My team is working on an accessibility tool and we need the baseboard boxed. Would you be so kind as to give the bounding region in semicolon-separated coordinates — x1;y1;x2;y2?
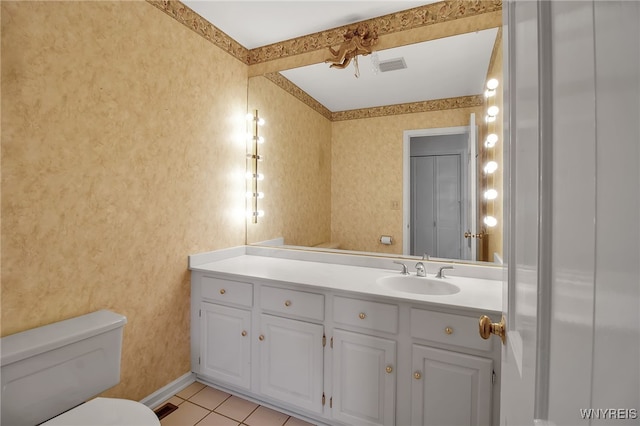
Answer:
140;372;196;409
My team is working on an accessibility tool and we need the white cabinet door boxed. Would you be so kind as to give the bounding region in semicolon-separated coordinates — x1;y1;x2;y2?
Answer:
200;302;251;389
258;314;324;414
332;329;396;426
411;345;492;426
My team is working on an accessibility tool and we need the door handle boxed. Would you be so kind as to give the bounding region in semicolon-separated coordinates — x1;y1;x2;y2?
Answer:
478;315;506;344
465;231;486;239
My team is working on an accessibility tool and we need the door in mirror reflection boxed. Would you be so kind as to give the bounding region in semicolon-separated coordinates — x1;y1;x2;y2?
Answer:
411;154;463;259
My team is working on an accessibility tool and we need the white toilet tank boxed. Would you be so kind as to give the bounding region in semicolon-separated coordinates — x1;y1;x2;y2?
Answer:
1;310;129;426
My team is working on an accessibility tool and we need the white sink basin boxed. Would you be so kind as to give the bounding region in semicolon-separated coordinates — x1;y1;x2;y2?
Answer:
376;275;460;295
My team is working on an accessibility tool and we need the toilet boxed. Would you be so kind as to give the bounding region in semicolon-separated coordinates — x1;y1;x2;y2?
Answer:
1;310;160;426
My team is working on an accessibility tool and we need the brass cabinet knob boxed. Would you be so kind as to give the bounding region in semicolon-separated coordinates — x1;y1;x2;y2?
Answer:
478;315;506;344
359;312;366;320
241;330;247;337
259;335;265;341
385;365;393;374
219;289;226;294
284;300;291;307
444;327;453;335
414;371;422;380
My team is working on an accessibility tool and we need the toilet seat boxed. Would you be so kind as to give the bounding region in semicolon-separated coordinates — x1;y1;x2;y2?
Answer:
41;397;160;426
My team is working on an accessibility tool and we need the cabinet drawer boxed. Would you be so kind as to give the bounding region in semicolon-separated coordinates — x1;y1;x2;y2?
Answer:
201;276;253;307
333;296;398;334
261;286;324;321
410;309;492;351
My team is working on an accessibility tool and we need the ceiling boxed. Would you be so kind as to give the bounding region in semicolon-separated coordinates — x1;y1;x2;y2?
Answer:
182;1;499;112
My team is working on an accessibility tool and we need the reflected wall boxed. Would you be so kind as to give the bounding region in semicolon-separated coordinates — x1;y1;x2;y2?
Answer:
331;105;485;255
246;76;332;247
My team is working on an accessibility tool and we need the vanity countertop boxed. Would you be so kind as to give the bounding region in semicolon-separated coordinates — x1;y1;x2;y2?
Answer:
190;252;502;314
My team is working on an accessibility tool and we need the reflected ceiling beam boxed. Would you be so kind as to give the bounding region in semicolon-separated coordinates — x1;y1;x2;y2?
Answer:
248;2;502;76
148;1;502;76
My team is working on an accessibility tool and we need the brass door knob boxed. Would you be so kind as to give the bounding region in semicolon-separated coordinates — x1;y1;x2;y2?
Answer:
478;315;506;344
284;300;291;307
444;327;453;335
241;330;247;337
359;312;366;320
385;365;393;374
258;335;265;341
219;289;226;294
414;371;422;380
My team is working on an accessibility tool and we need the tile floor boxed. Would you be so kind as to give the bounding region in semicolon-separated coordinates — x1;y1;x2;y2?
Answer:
156;382;316;426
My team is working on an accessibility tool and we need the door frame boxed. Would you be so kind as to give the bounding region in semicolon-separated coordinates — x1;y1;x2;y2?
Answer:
402;125;475;258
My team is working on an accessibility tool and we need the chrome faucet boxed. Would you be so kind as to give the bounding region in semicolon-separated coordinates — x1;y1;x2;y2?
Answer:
436;265;454;278
393;261;410;275
415;262;426;277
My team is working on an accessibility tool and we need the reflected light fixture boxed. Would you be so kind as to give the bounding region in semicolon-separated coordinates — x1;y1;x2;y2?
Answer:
484;189;498;200
484;133;498;148
484;78;499;98
483;161;499;174
485;106;499;123
484;216;498;227
246;110;265;223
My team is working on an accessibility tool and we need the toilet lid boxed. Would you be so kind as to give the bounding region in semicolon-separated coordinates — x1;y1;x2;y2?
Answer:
41;397;160;426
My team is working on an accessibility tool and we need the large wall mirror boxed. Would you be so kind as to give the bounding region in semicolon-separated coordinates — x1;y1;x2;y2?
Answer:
246;5;504;266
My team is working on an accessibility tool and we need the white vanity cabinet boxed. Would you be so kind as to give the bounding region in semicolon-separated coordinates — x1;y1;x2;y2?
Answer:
257;286;325;414
191;267;501;426
198;277;253;390
409;308;495;426
331;296;398;426
411;345;492;426
332;329;396;426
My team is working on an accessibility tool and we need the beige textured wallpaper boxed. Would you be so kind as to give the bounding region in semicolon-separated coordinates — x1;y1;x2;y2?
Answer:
1;0;247;401
246;76;332;247
331;107;485;255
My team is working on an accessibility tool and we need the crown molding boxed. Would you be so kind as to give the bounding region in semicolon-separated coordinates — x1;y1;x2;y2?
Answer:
263;73;333;120
248;0;502;65
150;0;497;120
150;0;502;66
331;95;485;121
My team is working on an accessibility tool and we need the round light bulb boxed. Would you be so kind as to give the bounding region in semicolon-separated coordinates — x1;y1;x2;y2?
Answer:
484;189;498;200
257;118;265;126
487;106;500;117
484;216;498;227
486;78;499;90
485;133;498;148
483;161;498;174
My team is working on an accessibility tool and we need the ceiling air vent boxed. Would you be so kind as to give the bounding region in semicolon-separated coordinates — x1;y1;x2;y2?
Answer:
378;57;407;73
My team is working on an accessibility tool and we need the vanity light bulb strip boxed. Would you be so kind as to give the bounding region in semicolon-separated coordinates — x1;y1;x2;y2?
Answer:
247;109;264;223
